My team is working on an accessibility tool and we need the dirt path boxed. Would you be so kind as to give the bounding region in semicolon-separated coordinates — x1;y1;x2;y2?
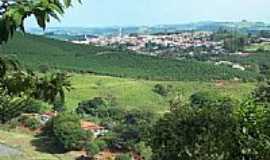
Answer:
0;143;22;157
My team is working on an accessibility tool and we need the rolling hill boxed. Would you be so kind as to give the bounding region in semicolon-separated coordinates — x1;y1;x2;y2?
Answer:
0;33;258;81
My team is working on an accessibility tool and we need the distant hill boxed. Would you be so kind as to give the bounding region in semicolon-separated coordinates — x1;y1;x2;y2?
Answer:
28;21;270;39
0;33;258;81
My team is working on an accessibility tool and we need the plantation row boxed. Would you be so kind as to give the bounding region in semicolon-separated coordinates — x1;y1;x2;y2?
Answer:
1;33;259;81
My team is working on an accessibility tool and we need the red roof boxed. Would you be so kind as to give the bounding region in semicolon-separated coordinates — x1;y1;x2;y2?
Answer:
81;121;105;131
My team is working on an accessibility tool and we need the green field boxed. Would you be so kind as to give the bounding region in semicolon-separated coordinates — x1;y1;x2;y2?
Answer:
244;42;270;52
65;74;255;112
0;33;258;81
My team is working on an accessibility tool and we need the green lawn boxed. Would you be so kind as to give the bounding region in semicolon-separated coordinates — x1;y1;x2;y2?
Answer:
65;74;255;112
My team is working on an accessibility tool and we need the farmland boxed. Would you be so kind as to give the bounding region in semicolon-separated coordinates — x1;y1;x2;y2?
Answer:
0;33;258;81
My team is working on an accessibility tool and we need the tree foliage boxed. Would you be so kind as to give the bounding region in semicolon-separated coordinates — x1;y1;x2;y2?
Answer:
0;56;71;123
0;0;81;44
150;92;270;160
51;112;92;151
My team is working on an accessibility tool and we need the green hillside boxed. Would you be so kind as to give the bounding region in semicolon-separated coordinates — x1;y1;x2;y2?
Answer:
65;74;255;112
0;33;258;81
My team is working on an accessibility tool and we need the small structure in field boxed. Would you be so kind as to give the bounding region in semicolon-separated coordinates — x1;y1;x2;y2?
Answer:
81;121;108;137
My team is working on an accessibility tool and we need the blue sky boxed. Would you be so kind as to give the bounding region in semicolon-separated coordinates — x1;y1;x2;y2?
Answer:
25;0;270;27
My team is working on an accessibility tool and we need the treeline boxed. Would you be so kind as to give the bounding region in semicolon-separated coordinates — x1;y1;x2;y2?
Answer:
0;33;258;81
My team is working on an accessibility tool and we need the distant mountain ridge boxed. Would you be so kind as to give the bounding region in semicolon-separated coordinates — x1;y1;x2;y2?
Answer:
28;21;270;39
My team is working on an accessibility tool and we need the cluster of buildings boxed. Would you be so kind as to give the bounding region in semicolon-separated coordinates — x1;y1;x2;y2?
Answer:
71;31;225;55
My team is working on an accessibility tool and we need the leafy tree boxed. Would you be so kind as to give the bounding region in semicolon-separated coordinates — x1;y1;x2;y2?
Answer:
252;80;270;104
0;93;29;123
33;72;71;109
0;0;81;44
150;96;238;160
111;110;156;150
190;91;235;111
24;98;51;114
236;99;270;160
134;142;152;160
52;112;93;151
76;97;108;116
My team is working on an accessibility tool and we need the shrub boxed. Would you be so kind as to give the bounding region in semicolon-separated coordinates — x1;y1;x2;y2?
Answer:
153;84;169;97
94;140;107;150
134;142;152;160
24;99;51;114
86;142;100;158
236;99;270;159
76;97;107;115
252;81;270;104
150;97;237;160
52;112;93;151
190;91;235;110
115;153;132;160
19;115;41;130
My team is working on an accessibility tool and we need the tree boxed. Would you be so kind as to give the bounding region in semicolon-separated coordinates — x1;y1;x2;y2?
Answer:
150;96;238;160
33;72;71;110
236;99;270;160
52;112;93;151
134;142;152;160
252;80;270;104
0;0;81;44
76;97;108;116
111;110;156;150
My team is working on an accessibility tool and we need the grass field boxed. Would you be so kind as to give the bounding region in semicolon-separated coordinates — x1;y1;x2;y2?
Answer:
244;42;270;52
65;74;255;112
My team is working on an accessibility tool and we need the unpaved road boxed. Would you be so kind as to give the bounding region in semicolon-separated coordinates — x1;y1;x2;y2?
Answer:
0;143;21;156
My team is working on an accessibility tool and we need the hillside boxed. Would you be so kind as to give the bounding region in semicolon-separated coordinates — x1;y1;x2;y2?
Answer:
65;74;255;112
0;33;258;81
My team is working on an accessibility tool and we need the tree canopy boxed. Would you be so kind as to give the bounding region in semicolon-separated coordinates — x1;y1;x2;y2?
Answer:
0;0;80;44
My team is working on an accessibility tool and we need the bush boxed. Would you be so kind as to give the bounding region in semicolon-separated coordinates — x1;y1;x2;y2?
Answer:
236;99;270;159
52;112;93;151
190;91;235;110
24;99;51;114
134;142;152;160
252;81;270;104
85;142;100;158
94;140;107;150
150;96;237;160
153;84;170;97
76;97;107;115
19;115;41;130
115;153;132;160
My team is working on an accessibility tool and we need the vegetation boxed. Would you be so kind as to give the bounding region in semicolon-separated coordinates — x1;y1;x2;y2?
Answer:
115;153;132;160
85;142;100;158
153;84;172;97
1;33;259;81
50;112;92;151
150;90;270;160
0;0;80;44
66;74;254;112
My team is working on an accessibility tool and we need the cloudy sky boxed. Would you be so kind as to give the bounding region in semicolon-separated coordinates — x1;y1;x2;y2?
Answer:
25;0;270;27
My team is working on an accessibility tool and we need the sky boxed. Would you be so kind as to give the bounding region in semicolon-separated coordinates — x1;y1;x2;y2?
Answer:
25;0;270;28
